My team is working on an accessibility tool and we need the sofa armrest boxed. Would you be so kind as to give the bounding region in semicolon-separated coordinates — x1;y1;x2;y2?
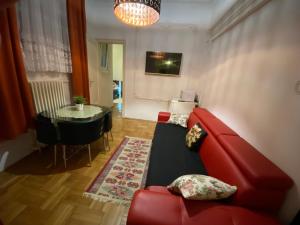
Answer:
127;190;182;225
158;112;171;123
127;190;283;225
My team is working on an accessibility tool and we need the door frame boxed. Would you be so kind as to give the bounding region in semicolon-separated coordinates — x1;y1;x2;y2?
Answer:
97;39;126;117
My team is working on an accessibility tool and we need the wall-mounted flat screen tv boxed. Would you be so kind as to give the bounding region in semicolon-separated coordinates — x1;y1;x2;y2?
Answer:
145;51;182;76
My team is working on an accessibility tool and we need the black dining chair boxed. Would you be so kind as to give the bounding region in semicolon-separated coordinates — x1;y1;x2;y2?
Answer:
104;110;113;150
57;117;105;168
35;113;59;166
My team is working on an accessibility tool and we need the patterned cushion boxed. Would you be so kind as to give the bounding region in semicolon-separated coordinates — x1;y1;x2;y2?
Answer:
167;113;189;128
186;123;207;151
167;174;237;200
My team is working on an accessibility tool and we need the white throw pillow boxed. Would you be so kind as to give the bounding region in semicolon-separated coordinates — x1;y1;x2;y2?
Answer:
167;113;189;128
167;174;237;200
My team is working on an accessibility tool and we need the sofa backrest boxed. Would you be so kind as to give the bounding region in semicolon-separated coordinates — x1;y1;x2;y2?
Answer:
217;135;293;190
193;108;237;136
188;108;293;213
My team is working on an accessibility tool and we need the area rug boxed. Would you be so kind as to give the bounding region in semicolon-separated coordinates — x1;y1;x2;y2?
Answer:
84;136;152;206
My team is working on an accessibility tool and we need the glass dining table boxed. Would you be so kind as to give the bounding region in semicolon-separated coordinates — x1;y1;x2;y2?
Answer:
41;105;110;123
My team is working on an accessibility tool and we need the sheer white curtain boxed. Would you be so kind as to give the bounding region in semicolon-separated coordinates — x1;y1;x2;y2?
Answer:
17;0;71;73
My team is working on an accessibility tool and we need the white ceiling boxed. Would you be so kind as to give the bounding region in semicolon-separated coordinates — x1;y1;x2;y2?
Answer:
86;0;237;29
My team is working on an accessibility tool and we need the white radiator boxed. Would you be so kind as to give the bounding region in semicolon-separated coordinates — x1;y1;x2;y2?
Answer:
30;81;66;113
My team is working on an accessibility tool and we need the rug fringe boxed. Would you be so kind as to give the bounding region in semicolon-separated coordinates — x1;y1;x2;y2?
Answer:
83;192;131;206
125;136;152;142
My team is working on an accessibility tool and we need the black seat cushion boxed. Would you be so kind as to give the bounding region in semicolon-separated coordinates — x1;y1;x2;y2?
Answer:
146;123;207;187
57;117;104;145
35;113;58;145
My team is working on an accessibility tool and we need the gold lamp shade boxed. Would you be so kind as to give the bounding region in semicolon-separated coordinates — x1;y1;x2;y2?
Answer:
114;0;161;27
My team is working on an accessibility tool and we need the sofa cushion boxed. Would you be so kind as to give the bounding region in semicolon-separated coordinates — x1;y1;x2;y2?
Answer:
127;190;182;225
185;123;207;151
146;123;207;186
167;113;189;128
218;135;293;190
167;174;237;200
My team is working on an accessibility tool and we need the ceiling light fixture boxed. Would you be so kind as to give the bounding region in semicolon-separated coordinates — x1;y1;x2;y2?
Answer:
114;0;161;27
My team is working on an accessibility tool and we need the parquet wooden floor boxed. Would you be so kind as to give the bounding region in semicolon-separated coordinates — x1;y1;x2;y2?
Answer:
0;108;156;225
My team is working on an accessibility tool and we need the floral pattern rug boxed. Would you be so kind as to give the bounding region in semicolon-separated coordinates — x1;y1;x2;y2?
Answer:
84;136;152;206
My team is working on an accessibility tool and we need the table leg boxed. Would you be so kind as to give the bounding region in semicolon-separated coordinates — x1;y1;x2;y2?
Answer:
88;144;92;166
62;145;66;168
54;145;57;166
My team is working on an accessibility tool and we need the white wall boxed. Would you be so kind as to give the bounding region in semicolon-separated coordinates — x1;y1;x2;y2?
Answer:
112;44;123;82
87;24;209;120
210;0;237;26
199;0;300;223
0;131;35;170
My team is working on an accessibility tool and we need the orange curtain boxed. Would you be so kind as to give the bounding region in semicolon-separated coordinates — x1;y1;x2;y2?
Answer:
0;0;18;9
0;5;36;141
66;0;90;103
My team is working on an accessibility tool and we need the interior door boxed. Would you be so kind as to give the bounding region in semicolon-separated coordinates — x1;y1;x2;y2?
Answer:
98;43;113;107
87;40;113;107
87;38;99;104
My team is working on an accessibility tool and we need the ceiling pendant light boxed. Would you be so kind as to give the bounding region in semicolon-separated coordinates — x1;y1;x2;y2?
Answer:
114;0;161;27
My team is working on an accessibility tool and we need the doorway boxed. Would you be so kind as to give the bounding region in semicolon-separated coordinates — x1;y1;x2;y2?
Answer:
87;39;125;116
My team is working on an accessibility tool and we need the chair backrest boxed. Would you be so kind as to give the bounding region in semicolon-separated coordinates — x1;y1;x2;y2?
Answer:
104;111;112;132
58;117;105;145
35;113;58;145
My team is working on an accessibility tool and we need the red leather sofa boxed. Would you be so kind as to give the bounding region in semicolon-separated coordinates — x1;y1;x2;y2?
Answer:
127;108;293;225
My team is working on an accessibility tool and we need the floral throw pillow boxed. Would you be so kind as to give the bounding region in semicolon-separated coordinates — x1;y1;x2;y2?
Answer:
167;113;189;128
167;174;237;200
186;123;207;151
